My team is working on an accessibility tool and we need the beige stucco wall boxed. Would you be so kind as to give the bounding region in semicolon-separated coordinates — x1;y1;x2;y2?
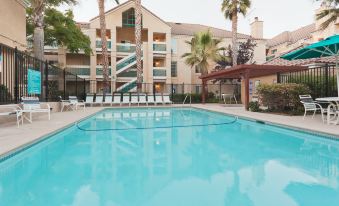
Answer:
0;0;27;50
241;74;277;103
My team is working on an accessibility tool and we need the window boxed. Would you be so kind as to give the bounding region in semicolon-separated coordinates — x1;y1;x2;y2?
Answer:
171;38;177;54
171;61;177;77
195;66;201;74
122;8;142;27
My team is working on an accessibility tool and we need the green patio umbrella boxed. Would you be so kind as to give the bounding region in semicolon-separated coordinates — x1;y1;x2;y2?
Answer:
281;35;339;96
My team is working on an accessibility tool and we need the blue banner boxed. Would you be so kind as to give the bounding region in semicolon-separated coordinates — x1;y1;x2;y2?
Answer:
28;69;41;94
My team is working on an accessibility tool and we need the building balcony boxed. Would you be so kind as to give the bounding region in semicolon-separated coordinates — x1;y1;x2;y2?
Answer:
117;43;136;53
96;39;112;50
153;68;167;79
96;66;112;76
117;70;137;78
67;65;90;76
153;42;167;53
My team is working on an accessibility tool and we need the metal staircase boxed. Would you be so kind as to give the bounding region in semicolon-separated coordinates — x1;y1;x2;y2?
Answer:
116;53;143;75
117;78;138;93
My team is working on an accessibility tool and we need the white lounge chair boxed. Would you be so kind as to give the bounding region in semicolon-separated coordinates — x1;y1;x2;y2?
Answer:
69;96;85;111
112;93;121;106
60;96;72;112
104;94;113;106
122;94;130;106
155;94;163;105
130;94;139;106
139;93;148;106
163;94;172;105
0;105;23;127
299;95;327;122
95;94;104;106
21;97;51;122
85;94;95;106
147;94;156;105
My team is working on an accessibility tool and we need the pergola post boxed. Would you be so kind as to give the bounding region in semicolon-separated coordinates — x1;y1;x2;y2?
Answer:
202;80;207;104
244;69;250;111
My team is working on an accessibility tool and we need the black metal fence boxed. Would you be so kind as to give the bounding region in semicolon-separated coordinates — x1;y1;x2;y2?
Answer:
0;43;86;104
84;80;241;104
279;65;338;98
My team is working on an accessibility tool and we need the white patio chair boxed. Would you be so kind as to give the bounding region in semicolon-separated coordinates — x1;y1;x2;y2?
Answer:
299;95;327;122
163;93;172;105
147;94;156;105
130;94;139;106
59;96;72;112
85;94;94;107
21;97;51;122
155;93;163;105
104;94;113;106
122;94;131;106
69;96;85;111
326;103;339;125
0;105;23;127
139;93;148;106
112;93;122;106
95;94;104;106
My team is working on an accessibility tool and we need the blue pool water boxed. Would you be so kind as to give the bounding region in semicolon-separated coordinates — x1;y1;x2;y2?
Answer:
0;108;338;206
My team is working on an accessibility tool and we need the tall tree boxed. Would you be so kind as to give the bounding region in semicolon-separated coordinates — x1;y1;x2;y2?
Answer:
96;0;119;94
316;0;339;29
29;0;76;60
27;8;91;55
221;0;251;66
135;0;143;92
182;30;223;75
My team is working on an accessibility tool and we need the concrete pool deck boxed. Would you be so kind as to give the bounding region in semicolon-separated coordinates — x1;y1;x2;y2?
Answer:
0;104;338;157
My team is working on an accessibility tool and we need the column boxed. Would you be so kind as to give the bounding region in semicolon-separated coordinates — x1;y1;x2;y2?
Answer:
89;28;97;93
111;28;117;92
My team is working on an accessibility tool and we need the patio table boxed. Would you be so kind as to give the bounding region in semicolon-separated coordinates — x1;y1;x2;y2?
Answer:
315;97;339;125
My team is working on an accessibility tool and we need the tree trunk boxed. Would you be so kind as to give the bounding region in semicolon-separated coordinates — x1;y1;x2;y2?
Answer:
97;0;110;94
231;0;238;67
32;0;45;61
135;0;143;92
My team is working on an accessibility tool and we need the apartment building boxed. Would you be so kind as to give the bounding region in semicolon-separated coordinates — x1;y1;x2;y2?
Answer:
46;0;266;94
0;0;28;50
266;3;339;61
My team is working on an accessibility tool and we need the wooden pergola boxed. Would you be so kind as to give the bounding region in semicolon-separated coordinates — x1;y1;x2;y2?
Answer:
200;64;306;110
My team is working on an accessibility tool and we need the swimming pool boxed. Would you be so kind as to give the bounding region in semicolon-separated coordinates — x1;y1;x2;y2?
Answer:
0;107;338;206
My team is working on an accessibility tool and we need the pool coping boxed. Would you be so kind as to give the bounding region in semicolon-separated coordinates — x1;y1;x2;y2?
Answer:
191;105;339;141
1;105;338;163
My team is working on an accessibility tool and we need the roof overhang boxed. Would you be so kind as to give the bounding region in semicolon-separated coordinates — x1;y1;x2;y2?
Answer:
200;64;307;81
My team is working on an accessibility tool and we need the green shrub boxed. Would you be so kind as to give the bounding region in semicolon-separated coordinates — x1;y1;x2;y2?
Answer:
249;101;260;112
256;83;310;114
0;85;12;103
172;92;219;104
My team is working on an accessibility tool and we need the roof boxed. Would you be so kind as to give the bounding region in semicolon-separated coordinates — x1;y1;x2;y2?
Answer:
168;22;254;39
264;46;337;66
200;65;306;81
267;23;316;48
90;0;169;27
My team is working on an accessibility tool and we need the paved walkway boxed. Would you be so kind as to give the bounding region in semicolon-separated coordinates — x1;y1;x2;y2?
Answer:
193;104;339;138
0;104;338;157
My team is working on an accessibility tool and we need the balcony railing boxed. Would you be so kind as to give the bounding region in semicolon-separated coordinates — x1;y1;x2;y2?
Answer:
96;66;112;75
117;70;137;78
153;68;167;77
153;43;167;52
117;43;136;53
96;40;112;49
67;66;90;76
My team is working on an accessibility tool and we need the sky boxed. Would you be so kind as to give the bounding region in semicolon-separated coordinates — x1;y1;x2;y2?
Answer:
60;0;322;39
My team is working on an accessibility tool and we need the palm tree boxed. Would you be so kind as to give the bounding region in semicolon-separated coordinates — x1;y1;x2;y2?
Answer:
182;30;223;75
221;0;251;66
134;0;143;92
96;0;119;94
316;0;339;29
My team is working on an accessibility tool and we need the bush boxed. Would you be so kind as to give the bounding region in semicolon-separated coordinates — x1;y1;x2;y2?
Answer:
172;92;219;104
256;83;310;114
0;85;12;103
249;101;260;112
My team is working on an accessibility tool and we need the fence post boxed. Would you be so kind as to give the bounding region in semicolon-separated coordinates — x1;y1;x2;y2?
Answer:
171;83;174;101
14;47;19;103
325;64;329;97
45;61;49;102
83;79;86;100
277;72;281;83
75;75;78;97
63;69;66;99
